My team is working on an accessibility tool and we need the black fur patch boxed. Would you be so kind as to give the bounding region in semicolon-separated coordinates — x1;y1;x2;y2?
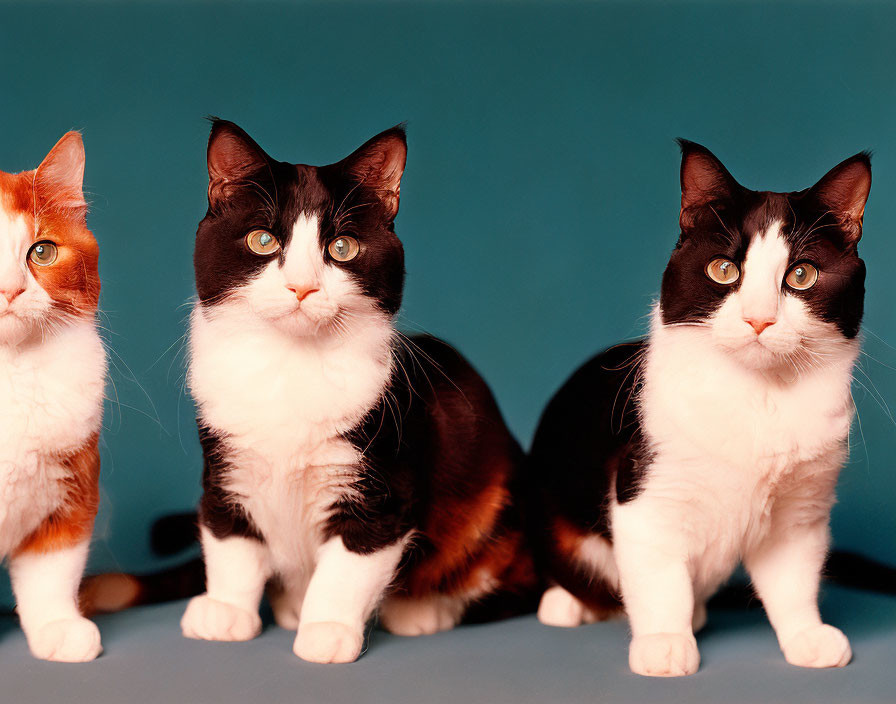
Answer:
195;120;406;315
192;122;536;616
528;142;871;609
662;141;869;338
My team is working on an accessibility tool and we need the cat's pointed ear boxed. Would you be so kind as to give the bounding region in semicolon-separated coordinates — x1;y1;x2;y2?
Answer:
340;126;407;220
207;120;272;205
678;139;740;229
34;131;86;215
807;152;871;245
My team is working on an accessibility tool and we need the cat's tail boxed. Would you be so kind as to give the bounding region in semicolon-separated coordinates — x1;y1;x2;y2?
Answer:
79;512;204;615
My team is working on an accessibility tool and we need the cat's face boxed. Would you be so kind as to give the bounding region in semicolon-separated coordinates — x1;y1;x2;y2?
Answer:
660;141;870;371
0;133;99;345
194;120;406;338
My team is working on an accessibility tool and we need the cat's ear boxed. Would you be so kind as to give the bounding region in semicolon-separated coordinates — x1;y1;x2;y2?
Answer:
807;152;871;245
339;126;407;220
678;139;740;229
207;120;272;206
34;131;86;215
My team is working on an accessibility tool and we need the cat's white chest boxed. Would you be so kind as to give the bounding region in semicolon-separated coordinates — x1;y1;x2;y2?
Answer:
0;322;106;556
642;328;856;473
188;307;393;572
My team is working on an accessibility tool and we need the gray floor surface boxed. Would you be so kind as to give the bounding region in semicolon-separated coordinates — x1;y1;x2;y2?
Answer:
0;586;892;703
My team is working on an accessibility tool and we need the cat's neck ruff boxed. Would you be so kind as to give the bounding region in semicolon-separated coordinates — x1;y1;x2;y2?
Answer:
642;307;858;470
188;300;395;453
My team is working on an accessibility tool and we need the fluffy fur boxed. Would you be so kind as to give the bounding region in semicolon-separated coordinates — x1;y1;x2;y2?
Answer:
0;133;106;662
528;141;871;676
181;120;535;663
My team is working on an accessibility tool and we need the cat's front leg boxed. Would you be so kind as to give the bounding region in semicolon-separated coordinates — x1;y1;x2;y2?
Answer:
744;474;850;669
612;501;700;677
181;526;270;642
10;539;101;662
294;536;406;664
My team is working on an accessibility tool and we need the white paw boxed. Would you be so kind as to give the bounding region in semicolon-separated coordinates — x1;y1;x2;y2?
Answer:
782;624;852;669
379;596;463;636
181;595;261;642
294;621;363;664
538;586;589;627
28;617;102;663
629;633;700;677
272;602;300;631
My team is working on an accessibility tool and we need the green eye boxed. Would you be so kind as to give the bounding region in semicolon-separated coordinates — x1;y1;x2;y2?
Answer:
28;241;58;267
328;236;360;262
246;230;280;255
706;258;739;285
785;262;819;290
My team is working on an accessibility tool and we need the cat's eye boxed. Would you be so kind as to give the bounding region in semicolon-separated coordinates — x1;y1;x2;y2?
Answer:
705;258;739;285
246;230;280;256
785;262;818;291
28;241;58;267
328;236;360;262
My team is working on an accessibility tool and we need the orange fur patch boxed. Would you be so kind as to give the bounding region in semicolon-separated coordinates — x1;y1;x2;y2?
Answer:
0;140;100;319
552;516;587;556
14;436;100;555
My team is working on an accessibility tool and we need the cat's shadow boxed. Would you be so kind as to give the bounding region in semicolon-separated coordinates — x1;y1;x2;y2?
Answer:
700;584;896;645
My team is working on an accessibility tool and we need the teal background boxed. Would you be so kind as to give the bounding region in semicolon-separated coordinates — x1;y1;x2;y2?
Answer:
0;0;895;600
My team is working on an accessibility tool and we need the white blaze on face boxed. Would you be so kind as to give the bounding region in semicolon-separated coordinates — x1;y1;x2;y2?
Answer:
235;213;364;338
0;202;30;313
737;222;790;327
709;221;810;366
0;200;54;343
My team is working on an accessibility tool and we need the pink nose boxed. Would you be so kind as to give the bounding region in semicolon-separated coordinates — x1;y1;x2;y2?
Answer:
745;318;775;335
0;287;24;304
287;285;319;302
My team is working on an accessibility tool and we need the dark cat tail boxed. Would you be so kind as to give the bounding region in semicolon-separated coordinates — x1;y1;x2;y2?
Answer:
824;549;896;595
151;511;200;555
79;512;204;615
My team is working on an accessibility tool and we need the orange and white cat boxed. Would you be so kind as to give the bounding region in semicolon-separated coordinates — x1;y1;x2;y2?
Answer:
0;133;106;662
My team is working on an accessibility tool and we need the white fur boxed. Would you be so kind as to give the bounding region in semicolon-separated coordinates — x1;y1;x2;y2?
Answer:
573;223;857;676
181;528;268;641
537;535;619;628
0;203;59;344
188;212;408;662
0;200;106;662
379;593;468;636
9;540;101;662
295;536;406;662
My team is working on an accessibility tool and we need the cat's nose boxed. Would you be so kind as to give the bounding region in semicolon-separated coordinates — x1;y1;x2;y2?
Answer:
286;285;320;302
745;318;775;335
0;286;25;304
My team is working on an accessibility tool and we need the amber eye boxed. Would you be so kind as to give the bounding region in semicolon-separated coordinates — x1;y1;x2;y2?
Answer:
246;230;280;255
328;236;360;262
28;241;58;267
706;258;739;285
785;262;818;291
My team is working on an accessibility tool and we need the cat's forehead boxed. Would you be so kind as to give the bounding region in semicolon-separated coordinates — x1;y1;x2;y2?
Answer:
0;171;35;221
0;173;35;246
710;191;832;257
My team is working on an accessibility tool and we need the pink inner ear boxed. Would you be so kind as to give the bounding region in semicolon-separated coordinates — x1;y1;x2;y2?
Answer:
346;133;406;218
35;132;87;210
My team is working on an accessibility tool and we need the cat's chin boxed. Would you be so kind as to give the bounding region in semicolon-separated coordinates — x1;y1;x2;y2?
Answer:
264;310;340;339
716;338;798;372
0;314;37;346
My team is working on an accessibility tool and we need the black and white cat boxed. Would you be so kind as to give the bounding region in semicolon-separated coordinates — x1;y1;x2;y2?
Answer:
180;120;536;663
528;141;871;676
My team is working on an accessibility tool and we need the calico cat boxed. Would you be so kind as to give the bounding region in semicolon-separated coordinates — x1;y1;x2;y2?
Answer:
180;120;536;663
528;141;871;676
0;133;106;661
